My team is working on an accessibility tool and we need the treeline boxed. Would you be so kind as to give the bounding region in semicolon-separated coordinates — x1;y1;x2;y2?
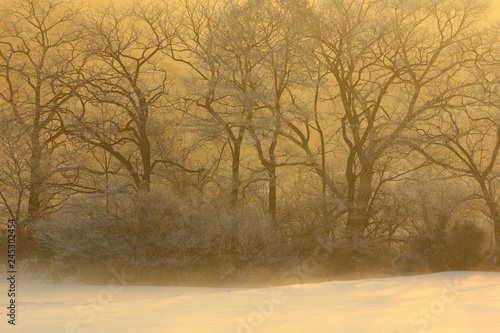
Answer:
1;0;499;285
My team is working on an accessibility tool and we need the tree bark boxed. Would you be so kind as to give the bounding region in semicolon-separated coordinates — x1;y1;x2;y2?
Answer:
230;137;242;206
346;156;374;242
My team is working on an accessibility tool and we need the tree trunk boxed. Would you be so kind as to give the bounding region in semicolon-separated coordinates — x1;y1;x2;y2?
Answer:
268;163;277;228
27;92;43;230
27;145;42;227
230;138;242;206
139;137;151;192
346;157;374;242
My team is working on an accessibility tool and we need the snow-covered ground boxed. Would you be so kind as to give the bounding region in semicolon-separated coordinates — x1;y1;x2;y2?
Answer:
1;271;499;332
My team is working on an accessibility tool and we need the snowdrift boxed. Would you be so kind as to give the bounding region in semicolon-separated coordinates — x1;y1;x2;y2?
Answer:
1;271;499;332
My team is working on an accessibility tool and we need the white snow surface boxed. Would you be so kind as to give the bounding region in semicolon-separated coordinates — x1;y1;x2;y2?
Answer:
1;271;499;332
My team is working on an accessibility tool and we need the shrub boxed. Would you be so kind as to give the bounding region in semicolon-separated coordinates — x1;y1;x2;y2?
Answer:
326;239;393;278
393;220;485;274
447;221;485;270
32;191;288;285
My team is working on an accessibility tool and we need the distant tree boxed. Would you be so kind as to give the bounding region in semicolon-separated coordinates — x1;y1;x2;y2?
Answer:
172;0;258;206
175;0;333;226
219;0;317;226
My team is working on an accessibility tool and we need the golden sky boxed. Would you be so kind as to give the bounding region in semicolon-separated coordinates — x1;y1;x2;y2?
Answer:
490;0;500;20
84;0;500;22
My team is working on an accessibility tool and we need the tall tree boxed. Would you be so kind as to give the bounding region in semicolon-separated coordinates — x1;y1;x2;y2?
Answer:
412;25;500;245
315;0;486;241
0;0;85;230
72;2;191;193
175;0;326;226
173;0;264;205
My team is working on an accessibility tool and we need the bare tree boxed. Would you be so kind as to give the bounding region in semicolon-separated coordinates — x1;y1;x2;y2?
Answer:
172;0;263;205
71;2;199;193
175;0;334;227
412;26;500;245
315;0;486;241
0;0;85;231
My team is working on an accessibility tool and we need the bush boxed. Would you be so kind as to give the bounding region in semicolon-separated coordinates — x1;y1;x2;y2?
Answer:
32;191;289;285
393;220;485;274
482;247;500;270
325;239;393;278
447;221;485;270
